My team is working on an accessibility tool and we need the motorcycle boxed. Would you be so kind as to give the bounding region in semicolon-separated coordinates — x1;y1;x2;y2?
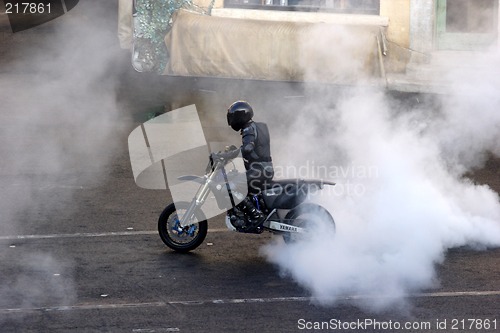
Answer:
158;149;336;253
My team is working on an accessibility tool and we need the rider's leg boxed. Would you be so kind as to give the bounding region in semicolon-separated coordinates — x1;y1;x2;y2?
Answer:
238;196;263;224
238;172;265;226
240;164;275;227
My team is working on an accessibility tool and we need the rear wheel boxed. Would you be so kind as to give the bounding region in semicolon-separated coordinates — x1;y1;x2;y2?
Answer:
282;203;335;244
158;201;208;253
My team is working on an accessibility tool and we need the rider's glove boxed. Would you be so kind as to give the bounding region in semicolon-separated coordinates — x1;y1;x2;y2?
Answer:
225;145;238;152
211;146;240;161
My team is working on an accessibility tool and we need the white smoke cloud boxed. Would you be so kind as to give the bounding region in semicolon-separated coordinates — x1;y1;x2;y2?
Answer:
0;1;123;311
0;2;123;233
261;25;500;312
430;52;500;170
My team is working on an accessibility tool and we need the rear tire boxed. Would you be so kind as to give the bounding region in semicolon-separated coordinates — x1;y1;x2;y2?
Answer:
282;203;335;244
158;202;208;253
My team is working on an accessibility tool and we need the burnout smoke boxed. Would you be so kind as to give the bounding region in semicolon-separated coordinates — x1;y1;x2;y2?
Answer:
262;26;500;312
0;1;121;311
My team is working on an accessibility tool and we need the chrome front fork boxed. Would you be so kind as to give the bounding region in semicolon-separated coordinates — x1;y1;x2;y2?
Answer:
179;164;219;227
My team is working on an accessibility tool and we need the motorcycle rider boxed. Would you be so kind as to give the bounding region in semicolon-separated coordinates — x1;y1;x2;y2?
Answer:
214;100;274;229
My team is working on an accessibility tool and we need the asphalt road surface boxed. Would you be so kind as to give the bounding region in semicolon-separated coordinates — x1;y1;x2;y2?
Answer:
1;2;499;332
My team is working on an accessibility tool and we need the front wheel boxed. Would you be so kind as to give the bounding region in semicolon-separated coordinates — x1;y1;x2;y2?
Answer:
158;201;208;253
282;203;335;244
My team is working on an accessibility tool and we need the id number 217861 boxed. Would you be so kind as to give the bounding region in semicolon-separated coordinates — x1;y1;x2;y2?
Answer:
5;2;52;14
451;318;497;330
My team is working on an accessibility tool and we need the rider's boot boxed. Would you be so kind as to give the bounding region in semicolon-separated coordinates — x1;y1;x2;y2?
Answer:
239;197;265;228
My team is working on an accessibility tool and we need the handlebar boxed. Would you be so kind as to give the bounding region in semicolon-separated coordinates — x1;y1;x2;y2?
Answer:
207;146;240;173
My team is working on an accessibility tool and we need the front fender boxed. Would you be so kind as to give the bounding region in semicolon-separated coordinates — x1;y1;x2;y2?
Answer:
177;175;205;185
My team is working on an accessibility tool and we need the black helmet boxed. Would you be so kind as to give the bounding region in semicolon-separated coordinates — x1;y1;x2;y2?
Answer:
227;101;254;131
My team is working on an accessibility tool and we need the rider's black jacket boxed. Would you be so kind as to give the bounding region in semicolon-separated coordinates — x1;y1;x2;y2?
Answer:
241;121;272;167
240;121;274;194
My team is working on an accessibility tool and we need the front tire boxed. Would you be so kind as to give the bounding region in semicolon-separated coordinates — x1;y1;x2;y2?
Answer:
282;203;335;244
158;201;208;253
